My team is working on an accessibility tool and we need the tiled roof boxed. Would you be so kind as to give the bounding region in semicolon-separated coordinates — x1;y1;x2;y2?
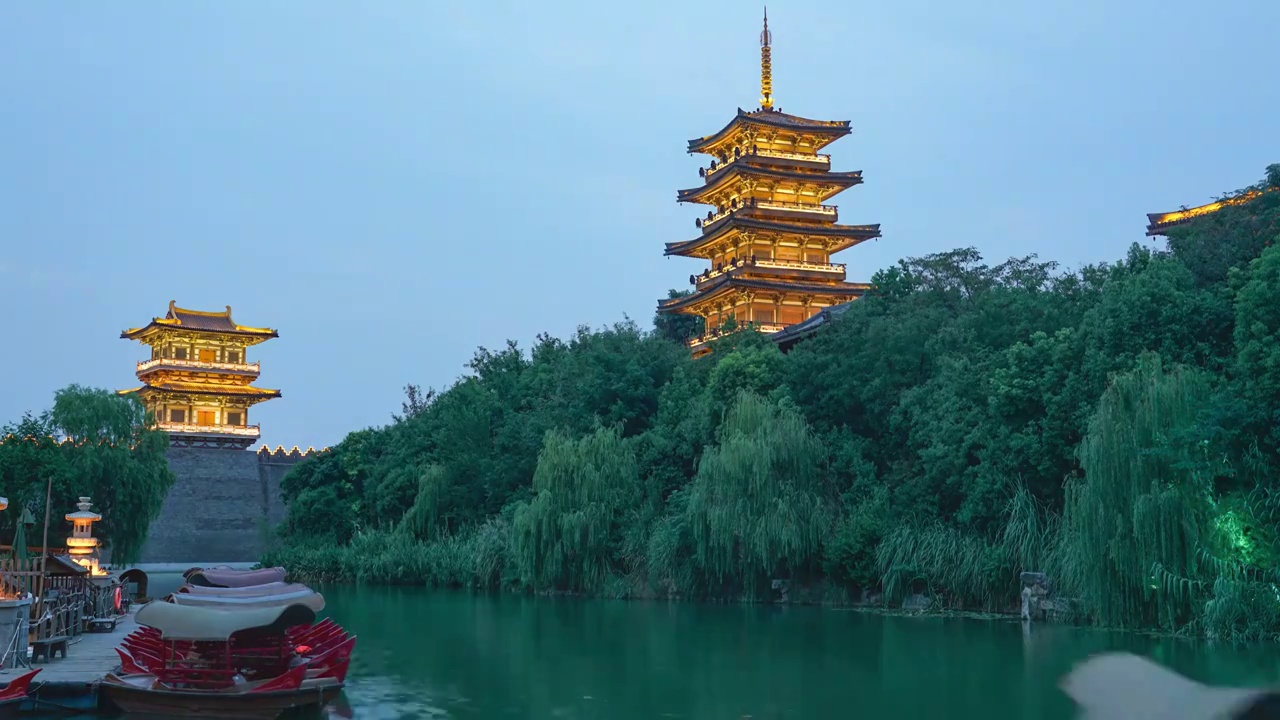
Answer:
167;304;238;331
744;108;849;128
131;382;281;398
678;166;863;203
658;275;870;311
770;301;855;349
665;217;881;256
688;108;851;152
122;301;278;340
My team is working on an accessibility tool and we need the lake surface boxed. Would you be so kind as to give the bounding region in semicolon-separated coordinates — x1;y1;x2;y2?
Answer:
313;585;1280;719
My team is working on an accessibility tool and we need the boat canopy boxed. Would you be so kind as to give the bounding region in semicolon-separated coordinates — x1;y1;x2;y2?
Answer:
169;587;325;613
179;581;291;596
185;567;287;588
135;601;317;641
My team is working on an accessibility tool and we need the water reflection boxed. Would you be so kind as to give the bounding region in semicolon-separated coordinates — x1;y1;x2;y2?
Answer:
288;587;1280;719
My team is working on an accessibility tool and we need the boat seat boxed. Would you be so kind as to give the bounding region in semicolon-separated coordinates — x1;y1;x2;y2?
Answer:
31;636;69;662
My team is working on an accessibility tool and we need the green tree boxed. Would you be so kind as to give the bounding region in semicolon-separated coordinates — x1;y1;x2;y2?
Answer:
1054;355;1219;630
512;426;640;593
0;386;173;564
683;392;827;595
653;289;704;344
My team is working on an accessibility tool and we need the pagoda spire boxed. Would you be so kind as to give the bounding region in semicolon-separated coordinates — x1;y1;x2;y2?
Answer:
760;7;773;111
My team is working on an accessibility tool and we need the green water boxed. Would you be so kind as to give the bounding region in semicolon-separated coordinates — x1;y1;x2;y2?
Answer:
317;586;1280;719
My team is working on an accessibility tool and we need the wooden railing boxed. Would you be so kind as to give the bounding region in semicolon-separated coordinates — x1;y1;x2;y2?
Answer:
0;557;45;598
33;575;89;642
0;556;115;643
137;357;260;374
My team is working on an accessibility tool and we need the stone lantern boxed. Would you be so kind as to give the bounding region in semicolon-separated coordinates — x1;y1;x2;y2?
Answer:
65;497;105;577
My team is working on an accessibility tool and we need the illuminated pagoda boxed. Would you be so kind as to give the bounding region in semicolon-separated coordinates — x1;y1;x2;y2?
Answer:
658;10;881;356
120;301;280;449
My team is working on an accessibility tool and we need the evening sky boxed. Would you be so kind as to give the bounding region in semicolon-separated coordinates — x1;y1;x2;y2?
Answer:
2;0;1278;448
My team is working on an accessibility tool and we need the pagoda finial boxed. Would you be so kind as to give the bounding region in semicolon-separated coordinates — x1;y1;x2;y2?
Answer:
759;7;773;111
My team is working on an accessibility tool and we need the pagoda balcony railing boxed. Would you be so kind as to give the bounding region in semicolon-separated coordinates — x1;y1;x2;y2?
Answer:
137;357;260;374
688;322;787;349
755;258;844;273
696;199;837;232
693;256;846;286
756;199;838;217
701;148;831;180
155;422;261;437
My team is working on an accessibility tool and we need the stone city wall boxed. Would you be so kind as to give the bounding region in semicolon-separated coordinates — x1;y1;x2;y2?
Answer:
134;445;319;564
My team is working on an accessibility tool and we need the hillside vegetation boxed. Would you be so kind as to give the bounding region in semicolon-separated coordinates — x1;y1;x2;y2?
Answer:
267;166;1280;640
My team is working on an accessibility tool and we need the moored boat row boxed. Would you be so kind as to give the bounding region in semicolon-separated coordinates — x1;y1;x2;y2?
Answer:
103;566;353;719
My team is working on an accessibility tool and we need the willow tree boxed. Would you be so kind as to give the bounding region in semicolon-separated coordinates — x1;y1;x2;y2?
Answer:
512;426;639;593
53;386;174;564
683;392;826;596
1054;355;1218;630
0;386;173;564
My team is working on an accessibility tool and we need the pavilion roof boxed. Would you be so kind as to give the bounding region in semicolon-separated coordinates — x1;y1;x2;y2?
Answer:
122;382;281;399
1145;187;1275;236
688;108;851;153
122;301;278;341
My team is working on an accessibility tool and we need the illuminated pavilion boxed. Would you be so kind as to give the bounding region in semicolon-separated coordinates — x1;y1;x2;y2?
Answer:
120;301;280;449
658;10;881;356
1146;187;1277;236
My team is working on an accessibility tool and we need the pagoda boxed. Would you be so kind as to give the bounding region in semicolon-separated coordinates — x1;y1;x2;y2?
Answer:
658;10;881;356
120;301;281;449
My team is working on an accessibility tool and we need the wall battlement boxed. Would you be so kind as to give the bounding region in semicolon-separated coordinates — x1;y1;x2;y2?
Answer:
256;445;327;463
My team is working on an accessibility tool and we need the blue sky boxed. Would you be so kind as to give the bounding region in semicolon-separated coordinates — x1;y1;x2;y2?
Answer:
2;1;1277;450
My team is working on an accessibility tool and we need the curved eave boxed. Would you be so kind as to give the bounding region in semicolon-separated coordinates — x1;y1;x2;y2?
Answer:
121;322;279;342
665;218;882;256
133;383;282;400
687;109;852;154
658;275;871;312
677;166;863;204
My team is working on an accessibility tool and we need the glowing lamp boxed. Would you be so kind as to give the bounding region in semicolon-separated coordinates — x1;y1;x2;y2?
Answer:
65;497;107;576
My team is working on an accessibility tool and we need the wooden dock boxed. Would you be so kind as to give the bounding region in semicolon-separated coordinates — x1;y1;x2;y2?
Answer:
0;608;137;713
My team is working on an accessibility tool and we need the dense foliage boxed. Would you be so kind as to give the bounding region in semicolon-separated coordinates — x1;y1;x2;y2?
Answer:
0;385;175;564
267;166;1280;639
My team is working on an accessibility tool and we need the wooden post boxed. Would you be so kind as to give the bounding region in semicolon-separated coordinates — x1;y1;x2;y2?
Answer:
34;477;52;630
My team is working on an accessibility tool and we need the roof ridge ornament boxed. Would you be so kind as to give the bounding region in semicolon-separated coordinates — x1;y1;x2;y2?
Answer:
760;7;773;111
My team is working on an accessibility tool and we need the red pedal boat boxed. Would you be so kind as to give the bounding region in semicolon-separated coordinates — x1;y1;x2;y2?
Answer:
103;595;349;719
0;670;41;720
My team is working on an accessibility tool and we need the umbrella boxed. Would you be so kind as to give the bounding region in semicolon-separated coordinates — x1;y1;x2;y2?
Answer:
13;507;35;562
